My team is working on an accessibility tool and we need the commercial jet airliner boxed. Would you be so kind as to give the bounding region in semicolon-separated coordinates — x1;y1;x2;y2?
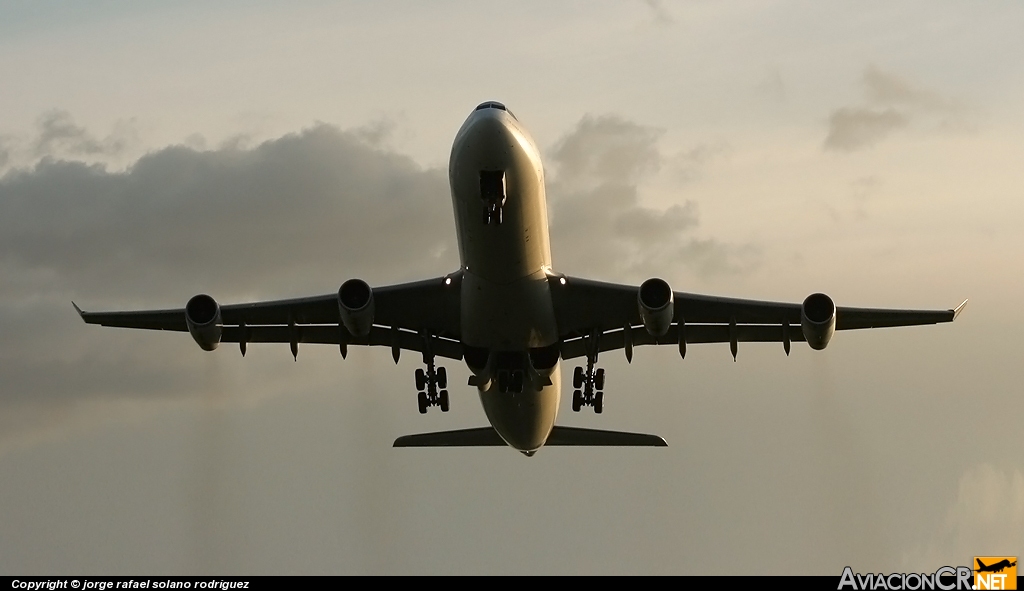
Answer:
76;101;966;455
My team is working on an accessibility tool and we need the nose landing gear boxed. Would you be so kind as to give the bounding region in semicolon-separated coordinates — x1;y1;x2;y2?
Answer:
496;369;524;393
480;170;505;226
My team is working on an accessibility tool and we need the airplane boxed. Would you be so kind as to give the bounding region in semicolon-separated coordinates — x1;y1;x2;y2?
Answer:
976;559;1016;574
75;100;967;456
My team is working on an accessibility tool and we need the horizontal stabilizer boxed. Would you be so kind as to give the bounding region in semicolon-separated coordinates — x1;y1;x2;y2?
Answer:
546;426;667;446
394;427;505;447
393;425;667;448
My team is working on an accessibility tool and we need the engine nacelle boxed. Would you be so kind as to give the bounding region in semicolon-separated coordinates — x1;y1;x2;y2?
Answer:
801;292;836;350
638;278;674;337
338;279;374;337
185;294;222;351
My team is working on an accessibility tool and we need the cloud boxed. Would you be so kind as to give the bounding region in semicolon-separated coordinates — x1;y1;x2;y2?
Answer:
0;122;456;443
32;109;137;158
547;115;757;281
642;0;675;26
903;464;1024;569
824;66;965;152
0;123;455;304
862;65;951;110
823;107;910;151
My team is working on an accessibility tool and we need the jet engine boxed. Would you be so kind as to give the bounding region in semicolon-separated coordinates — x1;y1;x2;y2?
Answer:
638;278;674;337
185;294;222;351
801;293;836;350
338;279;374;337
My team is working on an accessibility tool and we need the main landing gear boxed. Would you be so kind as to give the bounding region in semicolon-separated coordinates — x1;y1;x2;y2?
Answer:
571;356;605;414
415;356;449;414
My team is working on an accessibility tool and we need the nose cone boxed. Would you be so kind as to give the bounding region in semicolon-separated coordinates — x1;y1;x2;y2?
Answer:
462;108;515;143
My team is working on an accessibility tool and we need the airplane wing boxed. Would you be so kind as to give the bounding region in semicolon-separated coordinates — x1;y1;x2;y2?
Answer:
550;275;966;360
75;273;464;360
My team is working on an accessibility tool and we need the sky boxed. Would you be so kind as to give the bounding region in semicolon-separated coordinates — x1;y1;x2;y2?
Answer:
1;0;1022;575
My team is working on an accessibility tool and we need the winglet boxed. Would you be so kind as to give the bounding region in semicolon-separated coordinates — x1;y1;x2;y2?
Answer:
72;301;85;320
952;299;968;321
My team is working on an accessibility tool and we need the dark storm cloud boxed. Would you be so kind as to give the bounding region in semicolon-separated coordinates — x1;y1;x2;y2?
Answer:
547;115;756;280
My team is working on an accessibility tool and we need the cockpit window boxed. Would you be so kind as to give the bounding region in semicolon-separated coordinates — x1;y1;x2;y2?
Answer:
473;101;517;120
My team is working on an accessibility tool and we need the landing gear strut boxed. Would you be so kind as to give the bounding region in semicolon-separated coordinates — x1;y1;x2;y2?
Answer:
415;355;449;414
571;354;605;414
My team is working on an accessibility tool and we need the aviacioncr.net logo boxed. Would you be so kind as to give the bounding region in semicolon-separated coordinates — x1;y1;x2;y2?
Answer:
838;566;973;590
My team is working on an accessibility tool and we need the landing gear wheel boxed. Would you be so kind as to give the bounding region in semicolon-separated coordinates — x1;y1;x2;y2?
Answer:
573;366;584;389
594;391;604;414
415;368;426;392
436;367;447;389
572;389;582;412
417;391;428;414
439;390;450;412
594;368;605;391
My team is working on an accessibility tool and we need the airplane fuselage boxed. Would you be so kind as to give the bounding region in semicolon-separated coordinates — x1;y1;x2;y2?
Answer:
449;103;561;453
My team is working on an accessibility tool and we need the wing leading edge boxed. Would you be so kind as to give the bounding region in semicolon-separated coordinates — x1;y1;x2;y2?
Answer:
551;275;964;360
74;273;464;360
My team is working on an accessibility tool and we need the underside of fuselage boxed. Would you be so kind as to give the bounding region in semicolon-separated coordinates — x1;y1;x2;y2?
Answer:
450;102;561;453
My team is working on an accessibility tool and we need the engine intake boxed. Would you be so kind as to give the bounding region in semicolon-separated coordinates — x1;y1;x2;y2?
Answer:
638;278;674;337
801;293;836;350
338;279;374;337
185;294;222;351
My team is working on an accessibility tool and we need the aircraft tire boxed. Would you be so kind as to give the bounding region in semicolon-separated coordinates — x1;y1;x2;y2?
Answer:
573;366;584;389
417;391;428;414
594;368;605;390
415;368;426;391
594;391;604;414
572;389;582;412
437;367;447;389
439;390;450;412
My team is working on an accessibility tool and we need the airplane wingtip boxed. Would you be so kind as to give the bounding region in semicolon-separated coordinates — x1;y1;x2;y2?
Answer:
952;299;968;320
72;301;85;319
